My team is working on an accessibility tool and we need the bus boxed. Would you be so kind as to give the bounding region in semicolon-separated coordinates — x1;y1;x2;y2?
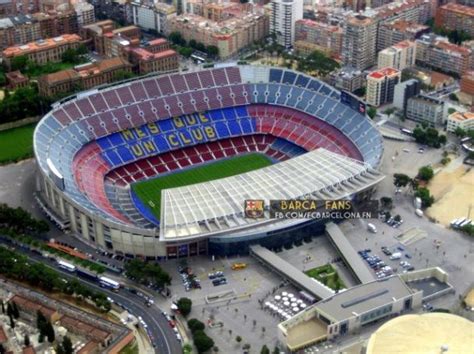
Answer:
99;276;120;291
231;263;247;270
454;218;467;228
57;260;76;272
400;128;413;136
459;219;471;228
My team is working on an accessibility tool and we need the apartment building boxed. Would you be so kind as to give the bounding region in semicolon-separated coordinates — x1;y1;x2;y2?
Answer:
406;95;444;126
168;10;269;58
2;33;82;69
435;3;474;38
329;66;366;93
294;19;343;58
33;10;78;39
447;111;474;133
129;1;176;35
416;34;473;76
342;14;378;70
38;57;132;97
0;14;40;50
461;71;474;97
366;67;401;107
378;40;416;70
270;0;303;48
378;20;429;51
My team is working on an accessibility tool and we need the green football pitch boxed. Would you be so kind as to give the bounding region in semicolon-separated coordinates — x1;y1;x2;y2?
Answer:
0;124;36;164
131;153;273;220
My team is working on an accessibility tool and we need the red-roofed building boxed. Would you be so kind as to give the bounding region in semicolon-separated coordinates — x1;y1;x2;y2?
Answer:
127;47;178;75
416;34;473;76
435;3;474;38
367;67;401;107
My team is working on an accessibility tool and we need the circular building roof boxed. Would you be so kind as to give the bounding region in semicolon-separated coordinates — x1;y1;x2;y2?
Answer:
366;313;474;354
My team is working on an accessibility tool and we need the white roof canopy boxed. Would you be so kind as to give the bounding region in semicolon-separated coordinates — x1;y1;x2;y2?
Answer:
160;149;384;240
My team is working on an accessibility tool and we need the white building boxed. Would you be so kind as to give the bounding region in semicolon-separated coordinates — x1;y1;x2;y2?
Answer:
130;1;176;35
447;111;474;133
377;39;416;70
270;0;303;48
74;1;95;27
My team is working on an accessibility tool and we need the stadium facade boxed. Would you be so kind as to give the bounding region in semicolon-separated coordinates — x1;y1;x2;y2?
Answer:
34;65;384;259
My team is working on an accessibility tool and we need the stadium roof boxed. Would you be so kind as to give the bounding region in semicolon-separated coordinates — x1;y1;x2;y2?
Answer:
160;148;384;240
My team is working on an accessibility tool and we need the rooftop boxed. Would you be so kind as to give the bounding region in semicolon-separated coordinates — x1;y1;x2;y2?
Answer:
449;111;474;122
392;39;415;49
130;47;177;61
161;149;384;239
366;313;474;354
296;19;342;33
368;67;400;79
439;3;474;17
382;19;429;33
315;275;414;322
2;34;82;57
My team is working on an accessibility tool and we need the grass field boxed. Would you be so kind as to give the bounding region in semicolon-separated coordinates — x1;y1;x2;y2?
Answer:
0;124;36;164
305;264;346;291
131;153;273;219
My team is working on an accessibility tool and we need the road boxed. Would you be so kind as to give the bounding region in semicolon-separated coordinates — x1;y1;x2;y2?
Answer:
0;237;182;354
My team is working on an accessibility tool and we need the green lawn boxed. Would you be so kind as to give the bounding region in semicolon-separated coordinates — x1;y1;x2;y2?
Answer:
131;153;273;219
305;264;346;291
0;124;36;164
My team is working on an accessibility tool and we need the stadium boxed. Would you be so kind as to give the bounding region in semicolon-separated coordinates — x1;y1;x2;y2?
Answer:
33;65;384;259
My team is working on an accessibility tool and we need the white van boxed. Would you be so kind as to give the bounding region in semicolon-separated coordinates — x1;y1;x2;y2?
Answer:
368;223;377;233
390;252;402;260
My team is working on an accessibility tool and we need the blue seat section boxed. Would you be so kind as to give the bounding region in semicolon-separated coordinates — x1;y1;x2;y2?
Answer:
97;106;257;167
256;84;266;102
131;191;160;226
282;71;297;85
267;84;279;104
271;138;307;157
269;69;283;83
319;85;332;96
307;80;322;92
295;75;310;88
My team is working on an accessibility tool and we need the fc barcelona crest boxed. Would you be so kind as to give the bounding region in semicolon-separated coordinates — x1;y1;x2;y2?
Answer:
244;200;265;219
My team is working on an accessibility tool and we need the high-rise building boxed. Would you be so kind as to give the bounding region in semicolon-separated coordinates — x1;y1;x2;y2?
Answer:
294;19;343;58
435;3;474;38
377;20;429;51
377;40;416;70
130;1;176;35
406;95;444;126
270;0;303;48
342;14;378;70
416;34;473;77
393;79;420;115
366;67;401;107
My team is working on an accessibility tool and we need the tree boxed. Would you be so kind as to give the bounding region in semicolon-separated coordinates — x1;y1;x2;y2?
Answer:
11;55;29;71
178;47;193;58
261;345;270;354
273;346;280;354
183;343;193;354
448;108;457;115
415;187;434;208
212;346;219;353
449;93;459;101
193;331;214;353
12;301;19;319
367;107;377;119
187;318;205;333
168;31;186;46
236;336;242;344
394;214;401;222
262;326;266;335
417;166;434;182
243;343;251;350
393;173;411;188
24;334;30;347
176;297;192;317
9;314;15;329
189;39;197;48
62;336;73;354
113;70;135;82
384;107;396;118
380;197;393;209
207;45;219;58
45;321;55;343
454;127;466;138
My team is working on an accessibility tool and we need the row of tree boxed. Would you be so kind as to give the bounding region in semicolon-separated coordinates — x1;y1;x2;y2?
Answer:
187;318;215;353
0;85;52;124
0;246;111;311
168;32;219;58
124;258;171;289
412;125;447;148
0;203;50;235
393;167;435;208
296;50;340;77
